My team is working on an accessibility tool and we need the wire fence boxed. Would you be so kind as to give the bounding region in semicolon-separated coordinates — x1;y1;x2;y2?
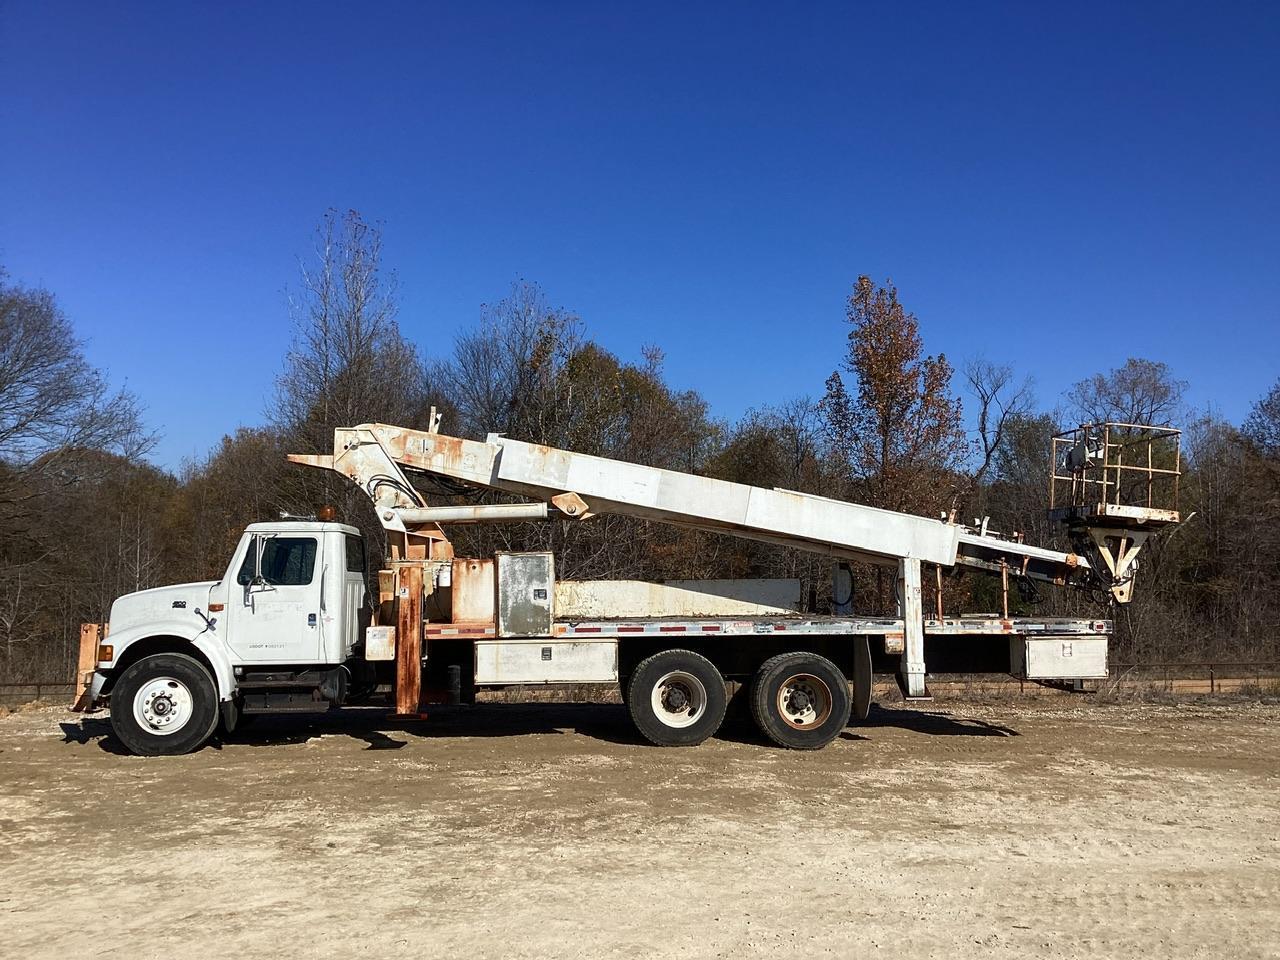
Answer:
0;681;76;707
1107;661;1280;695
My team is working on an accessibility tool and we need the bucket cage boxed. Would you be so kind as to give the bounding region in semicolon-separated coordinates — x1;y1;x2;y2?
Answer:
1049;422;1181;603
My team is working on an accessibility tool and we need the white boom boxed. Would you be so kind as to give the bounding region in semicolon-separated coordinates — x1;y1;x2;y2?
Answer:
288;422;1128;700
290;422;1090;582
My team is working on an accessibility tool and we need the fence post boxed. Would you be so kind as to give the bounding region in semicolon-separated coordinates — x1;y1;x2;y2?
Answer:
1209;665;1215;695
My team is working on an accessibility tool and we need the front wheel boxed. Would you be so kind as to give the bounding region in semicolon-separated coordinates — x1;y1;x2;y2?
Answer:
750;652;851;750
627;649;727;747
110;653;220;756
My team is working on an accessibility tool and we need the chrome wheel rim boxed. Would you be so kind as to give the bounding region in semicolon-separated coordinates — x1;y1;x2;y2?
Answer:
133;677;194;736
650;670;707;729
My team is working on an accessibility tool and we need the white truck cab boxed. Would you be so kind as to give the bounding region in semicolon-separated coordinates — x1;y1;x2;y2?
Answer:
89;521;369;755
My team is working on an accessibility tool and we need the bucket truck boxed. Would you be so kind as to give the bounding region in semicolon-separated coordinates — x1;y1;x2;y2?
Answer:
76;419;1180;755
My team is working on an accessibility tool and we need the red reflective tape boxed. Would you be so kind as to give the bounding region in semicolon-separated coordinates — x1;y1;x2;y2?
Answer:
659;625;686;632
575;626;602;633
774;624;786;630
617;626;644;633
701;625;721;632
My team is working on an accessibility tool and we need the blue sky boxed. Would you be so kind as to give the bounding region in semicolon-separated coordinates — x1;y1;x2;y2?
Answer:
2;2;1277;468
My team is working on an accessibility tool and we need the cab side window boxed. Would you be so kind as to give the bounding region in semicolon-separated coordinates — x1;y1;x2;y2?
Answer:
236;537;318;586
345;535;365;574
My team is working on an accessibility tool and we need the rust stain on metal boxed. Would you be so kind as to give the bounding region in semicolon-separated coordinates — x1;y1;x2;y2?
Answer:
452;558;496;624
395;565;424;716
426;434;467;463
71;623;104;711
551;491;591;518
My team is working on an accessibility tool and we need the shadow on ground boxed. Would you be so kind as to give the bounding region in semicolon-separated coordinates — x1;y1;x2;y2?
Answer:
58;704;642;754
860;703;1020;737
57;698;1017;755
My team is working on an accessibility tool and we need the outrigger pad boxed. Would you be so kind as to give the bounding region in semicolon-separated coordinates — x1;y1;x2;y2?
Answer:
894;672;933;702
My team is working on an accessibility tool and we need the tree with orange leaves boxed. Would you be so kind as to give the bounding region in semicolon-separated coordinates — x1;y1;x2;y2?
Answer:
821;276;967;516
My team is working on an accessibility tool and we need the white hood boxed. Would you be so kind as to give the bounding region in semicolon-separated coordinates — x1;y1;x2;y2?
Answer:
108;582;218;634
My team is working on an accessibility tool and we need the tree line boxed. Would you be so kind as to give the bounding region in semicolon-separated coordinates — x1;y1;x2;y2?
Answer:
2;209;1277;684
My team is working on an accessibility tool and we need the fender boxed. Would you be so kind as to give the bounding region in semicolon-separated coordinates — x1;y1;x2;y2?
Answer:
100;620;237;702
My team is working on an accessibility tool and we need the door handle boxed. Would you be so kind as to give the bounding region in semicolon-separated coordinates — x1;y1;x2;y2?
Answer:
307;613;317;627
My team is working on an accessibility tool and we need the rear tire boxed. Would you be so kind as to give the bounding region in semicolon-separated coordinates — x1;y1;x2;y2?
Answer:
627;649;727;747
750;652;851;750
110;653;220;756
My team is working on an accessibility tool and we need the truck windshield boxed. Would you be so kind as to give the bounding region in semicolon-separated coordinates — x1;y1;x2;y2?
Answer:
236;537;318;586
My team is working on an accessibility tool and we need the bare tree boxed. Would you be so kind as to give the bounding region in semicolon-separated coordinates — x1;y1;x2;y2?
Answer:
1068;358;1186;426
271;211;435;555
0;271;150;682
965;358;1033;485
273;209;432;450
0;271;147;517
432;280;580;441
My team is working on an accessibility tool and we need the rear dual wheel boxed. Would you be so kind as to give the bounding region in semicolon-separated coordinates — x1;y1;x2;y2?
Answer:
626;650;727;747
750;652;851;750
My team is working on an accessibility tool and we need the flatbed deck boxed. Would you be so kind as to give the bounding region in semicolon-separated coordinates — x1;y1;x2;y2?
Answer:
424;615;1111;639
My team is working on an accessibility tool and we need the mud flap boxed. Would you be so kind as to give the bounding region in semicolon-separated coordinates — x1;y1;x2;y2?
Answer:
852;635;872;721
219;698;240;735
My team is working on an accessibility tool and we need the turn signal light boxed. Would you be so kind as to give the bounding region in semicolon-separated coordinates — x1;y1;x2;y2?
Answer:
208;603;224;613
97;644;114;662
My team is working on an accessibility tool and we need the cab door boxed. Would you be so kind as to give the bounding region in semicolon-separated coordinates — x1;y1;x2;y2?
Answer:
341;534;368;659
225;534;324;663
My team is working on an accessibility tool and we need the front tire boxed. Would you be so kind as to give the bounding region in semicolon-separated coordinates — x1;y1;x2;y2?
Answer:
110;653;220;756
750;652;851;750
627;649;727;747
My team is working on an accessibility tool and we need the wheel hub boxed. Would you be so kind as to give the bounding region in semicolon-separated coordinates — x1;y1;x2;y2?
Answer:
650;670;708;729
776;673;832;730
664;686;690;711
133;677;194;736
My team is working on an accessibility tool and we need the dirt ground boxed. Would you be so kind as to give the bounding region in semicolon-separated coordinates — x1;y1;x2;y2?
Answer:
2;697;1277;959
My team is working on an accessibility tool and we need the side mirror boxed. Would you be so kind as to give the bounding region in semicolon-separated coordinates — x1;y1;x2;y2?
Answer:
242;536;274;601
